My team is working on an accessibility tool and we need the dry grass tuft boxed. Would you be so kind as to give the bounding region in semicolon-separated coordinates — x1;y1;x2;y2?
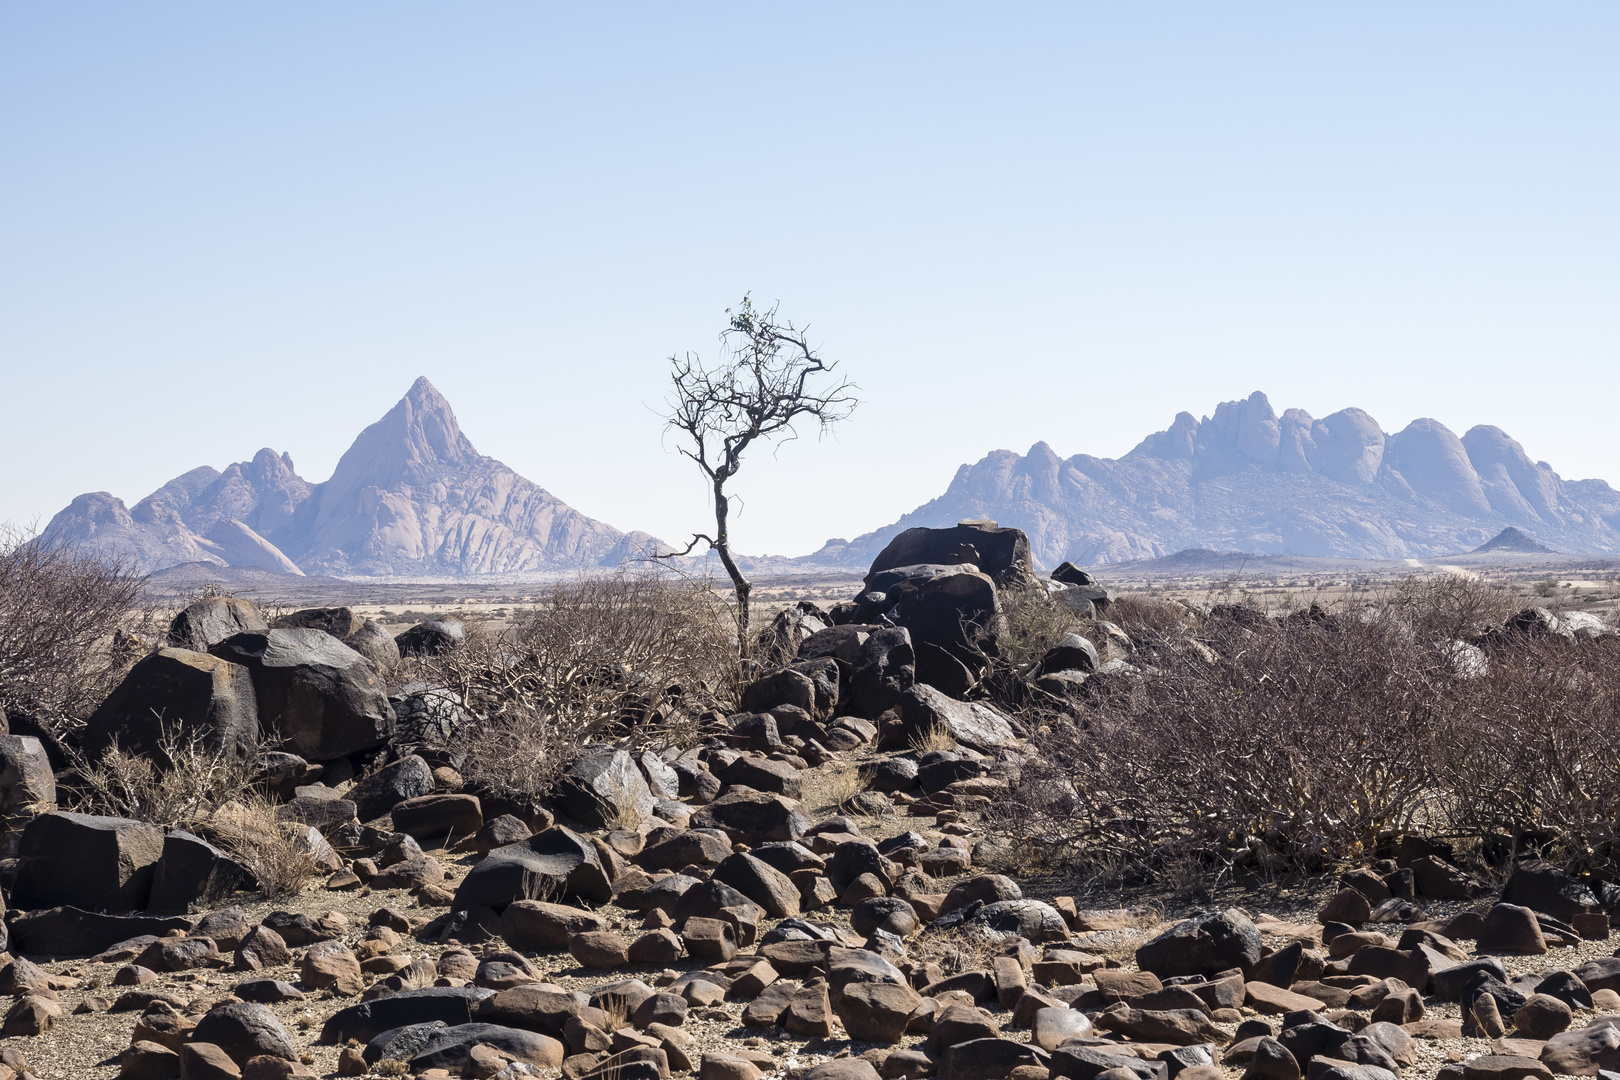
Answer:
814;763;865;814
209;795;323;898
907;723;956;755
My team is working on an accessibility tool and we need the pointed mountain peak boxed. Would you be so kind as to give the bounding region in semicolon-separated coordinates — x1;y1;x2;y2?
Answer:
322;378;479;498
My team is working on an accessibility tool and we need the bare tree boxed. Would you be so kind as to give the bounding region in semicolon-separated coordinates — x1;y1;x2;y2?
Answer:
660;296;857;663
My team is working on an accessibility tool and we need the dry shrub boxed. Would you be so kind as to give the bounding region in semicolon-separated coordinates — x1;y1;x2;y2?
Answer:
994;584;1080;671
418;571;740;803
999;580;1620;879
209;795;322;898
62;725;318;897
816;762;865;813
64;726;263;828
0;526;151;724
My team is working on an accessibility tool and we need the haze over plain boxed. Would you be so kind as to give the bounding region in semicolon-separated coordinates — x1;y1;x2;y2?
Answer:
3;5;1617;558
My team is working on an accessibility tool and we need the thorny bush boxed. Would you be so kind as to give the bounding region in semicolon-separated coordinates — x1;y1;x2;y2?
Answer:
63;727;322;898
414;572;739;803
0;526;152;726
998;577;1620;880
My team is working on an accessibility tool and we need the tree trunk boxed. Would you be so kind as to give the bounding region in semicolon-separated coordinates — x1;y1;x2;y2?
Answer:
712;475;752;663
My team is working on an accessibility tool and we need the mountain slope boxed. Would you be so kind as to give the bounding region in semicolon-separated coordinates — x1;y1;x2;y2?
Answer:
810;391;1620;567
43;378;658;577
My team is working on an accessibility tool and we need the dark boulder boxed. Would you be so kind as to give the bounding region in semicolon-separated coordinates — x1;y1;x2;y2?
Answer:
396;618;466;658
190;1002;298;1065
345;618;402;673
1500;860;1601;923
390;684;472;759
407;1022;564;1071
211;629;394;762
692;790;809;845
273;607;361;638
321;987;497;1044
167;597;268;652
392;793;483;841
887;571;1001;656
84;648;260;763
866;523;1037;590
848;628;915;720
147;828;245;915
742;669;820;719
13;812;165;912
452;826;612;912
10;907;191;958
349;754;436;821
555;747;655;831
1136;908;1263;979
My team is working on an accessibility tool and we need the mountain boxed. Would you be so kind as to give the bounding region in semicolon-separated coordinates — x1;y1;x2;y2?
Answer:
44;378;660;577
809;391;1620;567
1472;526;1557;555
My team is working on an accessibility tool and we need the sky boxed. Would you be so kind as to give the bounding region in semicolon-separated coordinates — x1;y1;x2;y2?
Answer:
2;4;1617;558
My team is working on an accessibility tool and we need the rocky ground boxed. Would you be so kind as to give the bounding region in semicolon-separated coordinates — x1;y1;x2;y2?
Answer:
6;722;1620;1080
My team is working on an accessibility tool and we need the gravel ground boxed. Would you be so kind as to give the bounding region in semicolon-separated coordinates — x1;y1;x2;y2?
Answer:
6;745;1616;1080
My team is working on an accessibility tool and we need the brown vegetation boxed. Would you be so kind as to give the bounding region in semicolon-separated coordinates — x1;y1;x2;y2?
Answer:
0;525;150;725
415;572;740;802
999;577;1620;880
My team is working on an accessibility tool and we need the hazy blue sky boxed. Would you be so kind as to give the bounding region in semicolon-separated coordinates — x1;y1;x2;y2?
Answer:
3;4;1616;557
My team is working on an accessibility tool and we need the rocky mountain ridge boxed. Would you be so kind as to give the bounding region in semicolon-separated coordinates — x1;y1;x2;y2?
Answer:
810;392;1620;568
44;378;659;577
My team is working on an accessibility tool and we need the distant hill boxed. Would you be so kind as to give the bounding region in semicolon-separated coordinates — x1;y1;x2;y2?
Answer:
806;391;1620;567
44;378;662;577
1472;526;1558;555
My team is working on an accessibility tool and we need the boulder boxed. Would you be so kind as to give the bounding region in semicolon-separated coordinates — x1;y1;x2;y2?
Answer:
888;685;1018;753
712;853;802;918
888;570;1002;656
692;790;809;845
348;754;436;821
555;747;655;831
1540;1022;1620;1074
147;827;245;914
1501;861;1601;923
13;811;165;912
84;648;260;763
321;986;497;1044
452;826;612;911
407;1023;564;1072
1137;908;1263;979
211;629;394;762
391;793;483;841
718;755;803;799
191;1002;298;1066
742;669;820;718
835;981;922;1043
395;618;466;658
168;597;268;652
848;628;916;720
390;684;471;756
971;899;1070;942
0;735;57;829
344;618;402;673
10;906;189;958
867;523;1036;590
1479;904;1548;955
